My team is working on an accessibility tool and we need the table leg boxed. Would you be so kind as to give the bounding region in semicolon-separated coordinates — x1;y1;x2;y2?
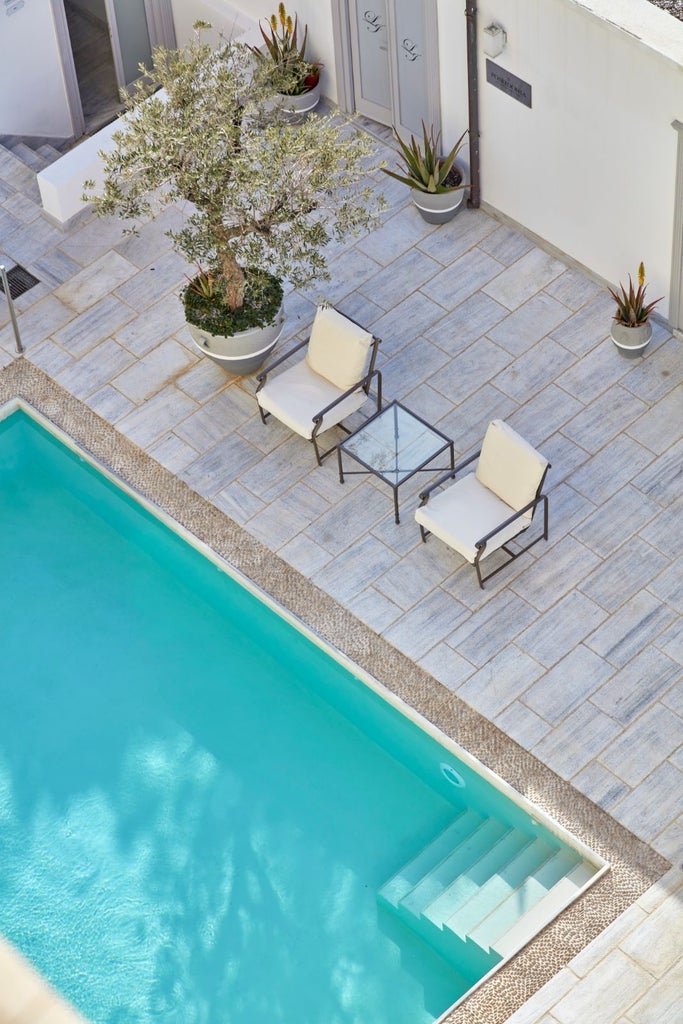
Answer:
393;486;400;524
449;441;455;470
337;446;345;484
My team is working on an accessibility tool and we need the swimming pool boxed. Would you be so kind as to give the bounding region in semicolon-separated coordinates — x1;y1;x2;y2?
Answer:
0;403;606;1024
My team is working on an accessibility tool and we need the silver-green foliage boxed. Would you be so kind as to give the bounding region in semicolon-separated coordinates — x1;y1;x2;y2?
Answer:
86;29;382;311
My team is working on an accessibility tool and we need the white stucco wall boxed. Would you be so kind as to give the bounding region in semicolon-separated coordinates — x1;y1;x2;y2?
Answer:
0;1;73;138
475;0;683;319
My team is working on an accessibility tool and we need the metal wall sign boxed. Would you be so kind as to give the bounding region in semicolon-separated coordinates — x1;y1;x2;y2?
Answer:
486;59;532;108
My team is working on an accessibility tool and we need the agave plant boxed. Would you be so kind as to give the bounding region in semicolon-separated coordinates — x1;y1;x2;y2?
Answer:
608;262;663;327
249;3;321;96
383;122;468;194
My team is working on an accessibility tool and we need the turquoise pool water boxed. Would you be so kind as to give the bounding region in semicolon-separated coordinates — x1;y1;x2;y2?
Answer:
0;409;587;1024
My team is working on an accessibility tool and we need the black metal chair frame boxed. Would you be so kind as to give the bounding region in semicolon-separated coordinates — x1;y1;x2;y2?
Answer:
417;448;551;588
255;309;382;465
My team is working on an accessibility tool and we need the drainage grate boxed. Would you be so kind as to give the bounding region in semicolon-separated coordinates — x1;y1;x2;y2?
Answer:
0;264;40;300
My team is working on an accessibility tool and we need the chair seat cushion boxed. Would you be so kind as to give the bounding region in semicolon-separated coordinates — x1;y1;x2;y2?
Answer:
476;419;548;512
306;305;373;391
257;359;368;439
415;472;532;563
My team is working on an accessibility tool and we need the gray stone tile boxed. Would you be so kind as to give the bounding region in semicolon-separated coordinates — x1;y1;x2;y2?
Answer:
502;968;577;1024
572;761;630;812
506;384;584;447
540;432;591;485
114;249;190;311
280;532;334;577
0;206;20;242
113;338;196;403
359;247;441;311
399;381;455;427
52;295;136;359
488;293;572;356
346;585;404;634
116;384;199;448
212;480;265;525
356;204;435;265
586;592;676;668
555;335;632;404
493;338;577;402
648;558;683;616
432;335;512;404
174;387;254;453
58;211;135;265
368;291;449;357
517;591;608;669
85;384;135;422
568;435;656;504
379;335;451;400
418;642;476;693
55;338;136;399
382;587;470;661
31;248;82;288
112;204;184;268
446;589;538;667
176;356;232;403
591;648;681;726
562;386;649;454
513;534;600;612
626;385;683;455
456;645;545;719
622;898;683;980
495;699;552;749
651;821;683;867
550;291;615;355
482;247;565;310
1;293;75;350
55;251;137;314
311;533;399;603
478;224;534;266
322;247;383;305
522;645;614;724
25;339;74;376
640;498;683;557
421;247;503;311
416;206;498;264
247;482;330;550
424;290;509;356
307;481;393;556
632;440;683;507
599;702;682;787
533;701;622;780
579;537;670;612
655;618;683;666
147;432;199;473
3;215;65;265
115;293;187;356
435;383;519;458
542;482;595;547
544;267;603;311
571;485;661;557
180;434;263;497
335;290;385;331
620;337;683;404
612;761;683;844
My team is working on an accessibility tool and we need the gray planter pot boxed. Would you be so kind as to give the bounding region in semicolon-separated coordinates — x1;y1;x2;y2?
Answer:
411;160;467;224
188;311;285;375
610;321;652;359
279;81;321;118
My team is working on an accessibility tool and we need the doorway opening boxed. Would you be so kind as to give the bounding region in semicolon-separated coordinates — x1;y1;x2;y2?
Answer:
64;0;122;135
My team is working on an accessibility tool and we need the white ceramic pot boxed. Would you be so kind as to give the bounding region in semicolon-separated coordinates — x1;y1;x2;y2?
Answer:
188;311;285;375
279;81;321;118
410;160;467;224
610;321;652;359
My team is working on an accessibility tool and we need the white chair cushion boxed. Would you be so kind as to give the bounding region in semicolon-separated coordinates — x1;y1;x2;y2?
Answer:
476;419;548;512
415;473;531;563
306;305;373;391
257;359;368;439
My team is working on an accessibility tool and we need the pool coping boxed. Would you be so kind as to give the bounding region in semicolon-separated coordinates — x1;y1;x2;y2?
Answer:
0;358;670;1024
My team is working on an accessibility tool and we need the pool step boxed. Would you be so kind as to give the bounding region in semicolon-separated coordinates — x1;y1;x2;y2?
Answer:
378;815;599;972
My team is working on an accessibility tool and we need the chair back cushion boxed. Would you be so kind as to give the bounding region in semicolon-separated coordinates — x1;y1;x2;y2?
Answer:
306;305;373;391
476;420;548;512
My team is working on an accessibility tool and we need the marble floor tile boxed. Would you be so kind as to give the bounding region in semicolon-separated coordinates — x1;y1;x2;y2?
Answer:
359;247;441;311
432;335;512;404
579;537;670;612
569;434;656;504
488;293;572;356
382;586;469;661
55;251;137;314
424;290;509;354
482;247;565;310
456;644;545;719
522;645;614;725
626;384;683;455
517;590;608;668
590;648;681;726
586;591;676;668
420;247;503;311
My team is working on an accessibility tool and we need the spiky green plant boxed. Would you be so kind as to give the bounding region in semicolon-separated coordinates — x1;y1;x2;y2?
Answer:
249;4;321;96
84;26;382;323
382;122;468;194
608;262;663;327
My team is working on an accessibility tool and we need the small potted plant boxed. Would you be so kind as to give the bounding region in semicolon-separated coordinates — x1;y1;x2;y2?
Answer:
608;262;663;358
250;4;323;116
382;122;468;224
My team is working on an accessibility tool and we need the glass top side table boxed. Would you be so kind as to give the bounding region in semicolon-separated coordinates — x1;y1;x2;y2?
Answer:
336;401;455;523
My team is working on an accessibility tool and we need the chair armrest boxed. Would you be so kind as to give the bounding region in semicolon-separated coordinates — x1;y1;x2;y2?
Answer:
475;492;548;550
418;448;481;504
311;368;382;424
255;338;308;392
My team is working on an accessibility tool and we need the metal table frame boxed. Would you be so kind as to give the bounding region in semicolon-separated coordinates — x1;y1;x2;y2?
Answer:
336;400;455;524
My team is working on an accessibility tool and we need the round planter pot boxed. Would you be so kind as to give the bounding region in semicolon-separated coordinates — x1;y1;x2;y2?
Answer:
279;81;321;118
610;321;652;359
188;312;285;375
411;163;466;224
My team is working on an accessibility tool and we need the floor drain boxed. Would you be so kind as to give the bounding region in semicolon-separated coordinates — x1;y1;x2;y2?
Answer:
0;264;40;300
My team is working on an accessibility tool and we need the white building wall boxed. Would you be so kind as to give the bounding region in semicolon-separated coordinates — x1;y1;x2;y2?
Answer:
475;0;683;319
0;1;73;138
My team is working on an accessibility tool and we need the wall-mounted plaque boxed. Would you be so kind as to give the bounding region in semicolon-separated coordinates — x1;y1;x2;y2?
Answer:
486;60;532;108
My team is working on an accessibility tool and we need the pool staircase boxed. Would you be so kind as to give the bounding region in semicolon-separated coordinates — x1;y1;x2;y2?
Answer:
378;808;599;977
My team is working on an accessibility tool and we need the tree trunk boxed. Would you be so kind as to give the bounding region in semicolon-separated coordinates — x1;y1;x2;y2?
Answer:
219;250;245;311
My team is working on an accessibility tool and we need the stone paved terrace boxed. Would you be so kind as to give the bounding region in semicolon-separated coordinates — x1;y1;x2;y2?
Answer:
0;121;681;1024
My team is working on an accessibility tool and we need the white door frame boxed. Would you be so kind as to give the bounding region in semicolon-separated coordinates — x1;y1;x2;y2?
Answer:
50;0;86;139
332;0;442;135
670;120;683;338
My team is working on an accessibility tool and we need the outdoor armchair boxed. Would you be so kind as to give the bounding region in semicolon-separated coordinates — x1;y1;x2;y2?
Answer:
255;304;382;465
415;419;550;588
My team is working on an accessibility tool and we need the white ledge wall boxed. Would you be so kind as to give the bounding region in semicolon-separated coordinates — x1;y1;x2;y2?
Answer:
475;0;683;319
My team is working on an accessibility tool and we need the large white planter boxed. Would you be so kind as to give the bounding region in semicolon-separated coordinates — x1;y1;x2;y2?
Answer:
410;160;467;225
610;321;652;359
278;81;321;118
188;312;285;375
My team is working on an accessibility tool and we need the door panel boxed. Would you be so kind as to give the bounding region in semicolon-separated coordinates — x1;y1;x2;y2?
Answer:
349;0;392;125
106;0;152;87
391;0;429;136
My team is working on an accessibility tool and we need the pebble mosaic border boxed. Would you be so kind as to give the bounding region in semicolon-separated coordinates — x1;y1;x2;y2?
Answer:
0;358;670;1024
